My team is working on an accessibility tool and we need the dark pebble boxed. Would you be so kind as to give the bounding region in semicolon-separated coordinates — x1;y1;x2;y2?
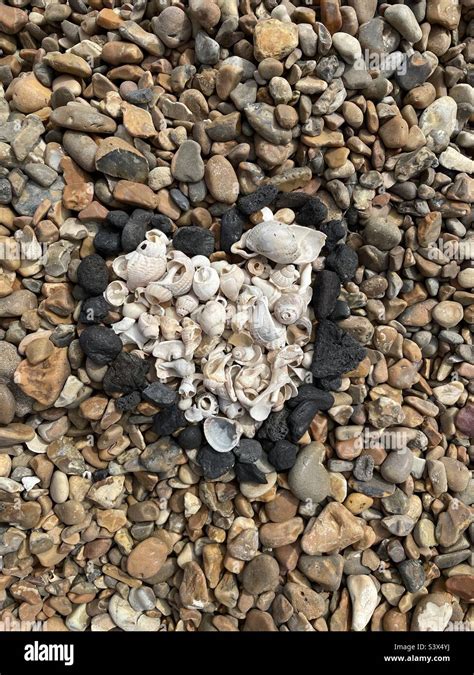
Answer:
220;207;245;253
51;325;76;347
296;197;328;227
275;192;311;210
151;214;173;235
237;185;278;215
94;228;122;256
235;462;267;484
286;384;334;410
288;399;320;442
76;254;109;297
234;439;263;464
79;296;110;324
398;560;425;593
142;381;177;407
328;300;351;321
116;391;142;412
318;219;346;250
267;440;298;471
79;325;122;365
103;352;149;394
311;269;341;319
92;469;109;483
313;375;342;391
345;206;359;230
177;425;203;450
325;243;358;282
152;405;186;436
130;209;153;226
0;178;12;204
311;319;366;379
396;53;432;90
197;444;235;480
121;220;148;252
170;188;190;211
258;409;289;442
353;455;375;482
51;88;75;109
173;226;215;257
107;210;129;230
124;88;154;105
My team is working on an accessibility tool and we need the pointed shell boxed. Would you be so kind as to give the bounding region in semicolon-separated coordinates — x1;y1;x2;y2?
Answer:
270;264;300;288
273;293;305;325
181;317;202;357
219;264;245;302
203;416;242;453
192;265;220;301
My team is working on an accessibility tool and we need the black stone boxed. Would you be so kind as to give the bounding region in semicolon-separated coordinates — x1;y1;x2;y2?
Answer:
318;219;346;251
315;54;341;82
234;462;267;484
328;300;351;321
107;210;129;230
325;243;358;282
173;226;215;257
296;197;328;227
177;425;203;450
51;88;75;109
288;400;320;442
396;52;432;90
94;227;122;257
313;375;343;391
398;560;425;593
116;391;141;412
311;269;341;319
79;325;122;365
311;319;366;379
124;88;154;105
267;440;298;471
220;207;245;254
92;469;109;483
237;185;278;215
79;296;110;324
286;384;334;410
121;220;148;253
76;254;108;296
257;409;289;442
197;445;235;480
275;192;311;210
142;381;177;407
353;455;375;482
234;439;263;464
170;188;190;211
130;209;153;226
345;206;359;231
103;352;149;394
151;214;173;235
152;406;186;436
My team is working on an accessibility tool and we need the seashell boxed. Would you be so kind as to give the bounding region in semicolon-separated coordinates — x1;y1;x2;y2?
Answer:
138;313;160;341
156;250;194;297
125;240;167;291
145;229;169;247
175;293;199;317
181;317;202;357
144;282;172;304
219;398;245;419
233;220;299;264
286;316;313;346
152;340;185;360
273;293;305;325
193;300;226;337
179;375;199;399
111;317;146;348
270;264;300;289
112;255;128;279
159;313;181;340
250;296;286;349
192;265;220;301
122;301;148;319
158;358;195;378
231;344;263;366
251;276;281;309
219;264;245;302
249;401;273;422
191;255;211;269
203;416;242;453
203;351;232;398
269;344;304;370
228;332;253;348
105;280;129;307
194;334;222;359
291;225;326;264
195;392;219;418
246;257;271;278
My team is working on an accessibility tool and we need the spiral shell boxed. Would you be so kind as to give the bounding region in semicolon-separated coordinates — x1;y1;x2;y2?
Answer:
250;296;286;349
193;265;220;301
273;293;305;325
175;293;199;317
104;280;129;307
270;264;300;288
219;264;245;302
156;250;194;297
125;241;167;291
181;317;202;357
194;300;226;337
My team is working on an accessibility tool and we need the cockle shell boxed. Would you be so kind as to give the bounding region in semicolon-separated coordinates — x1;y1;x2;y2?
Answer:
219;264;245;302
175;293;199;317
125;240;167;291
203;416;242;453
105;280;129;307
157;250;194;297
273;293;305;325
193;300;226;337
270;264;300;288
250;296;286;349
193;265;220;301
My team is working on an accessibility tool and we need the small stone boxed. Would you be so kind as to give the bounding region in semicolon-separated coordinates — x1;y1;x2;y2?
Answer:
242;554;280;594
47;437;86;475
283;582;325;620
267;440;298;472
14;346;70;407
384;5;423;44
381;448;414;484
288;442;330;505
179;561;209;609
398;560;425;593
12;74;51;114
311;319;366;379
127;538;168;579
0;384;15;425
171;140;205;183
77;254;108;297
347;574;378;631
205;155;239;205
95;137;149;184
431;301;464;328
173;226;214;258
51;103;117;133
411;592;453;631
103;352;148;395
253;20;299;62
259;517;304;548
79;326;122;366
298;554;344;591
301;503;364;554
152;7;192;48
325;244;358;282
455;404;474;438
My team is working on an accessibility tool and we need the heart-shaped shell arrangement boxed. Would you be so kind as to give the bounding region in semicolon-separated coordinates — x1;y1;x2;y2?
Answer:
105;208;326;452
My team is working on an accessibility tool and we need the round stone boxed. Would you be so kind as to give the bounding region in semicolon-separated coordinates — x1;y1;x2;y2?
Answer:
126;537;169;579
432;301;464;328
242;554;280;594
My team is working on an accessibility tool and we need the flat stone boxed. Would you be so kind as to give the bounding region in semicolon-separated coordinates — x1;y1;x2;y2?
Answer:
298;554;344;591
205;155;239;204
127;538;168;579
171;140;205;182
51;103;117;133
95;137;149;184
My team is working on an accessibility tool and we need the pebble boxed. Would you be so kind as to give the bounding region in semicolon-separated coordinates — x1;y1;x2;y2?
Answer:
127;538;168;580
288;442;330;505
301;503;364;554
347;575;378;632
205;156;239;204
242;554;280;595
79;326;123;365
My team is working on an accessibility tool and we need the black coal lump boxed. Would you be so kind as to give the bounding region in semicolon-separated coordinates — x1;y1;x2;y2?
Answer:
151;214;173;236
257;409;289;442
345;206;359;231
177;425;203;450
267;440;298;471
107;210;129;230
94;228;122;256
295;197;328;227
220;207;246;254
173;226;215;257
197;445;235;480
275;192;311;210
234;439;263;464
79;296;110;324
152;406;186;436
311;319;367;379
329;300;351;321
116;391;142;412
325;243;358;282
79;325;122;365
235;462;267;484
237;185;278;215
288;399;321;441
286;384;334;410
318;219;346;251
142;381;177;407
311;269;341;319
103;352;149;394
76;254;108;296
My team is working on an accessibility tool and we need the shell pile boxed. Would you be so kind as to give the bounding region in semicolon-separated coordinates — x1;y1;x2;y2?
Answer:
106;209;326;452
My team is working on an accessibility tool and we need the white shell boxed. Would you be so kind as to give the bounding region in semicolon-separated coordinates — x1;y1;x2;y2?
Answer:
144;282;172;304
203;416;242;453
193;266;220;301
122;301;148;319
270;264;300;288
138;313;160;341
104;280;129;307
219;264;245;302
273;293;305;325
194;300;226;337
181;317;202;357
250;296;286;349
125;240;167;291
157;250;194;297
